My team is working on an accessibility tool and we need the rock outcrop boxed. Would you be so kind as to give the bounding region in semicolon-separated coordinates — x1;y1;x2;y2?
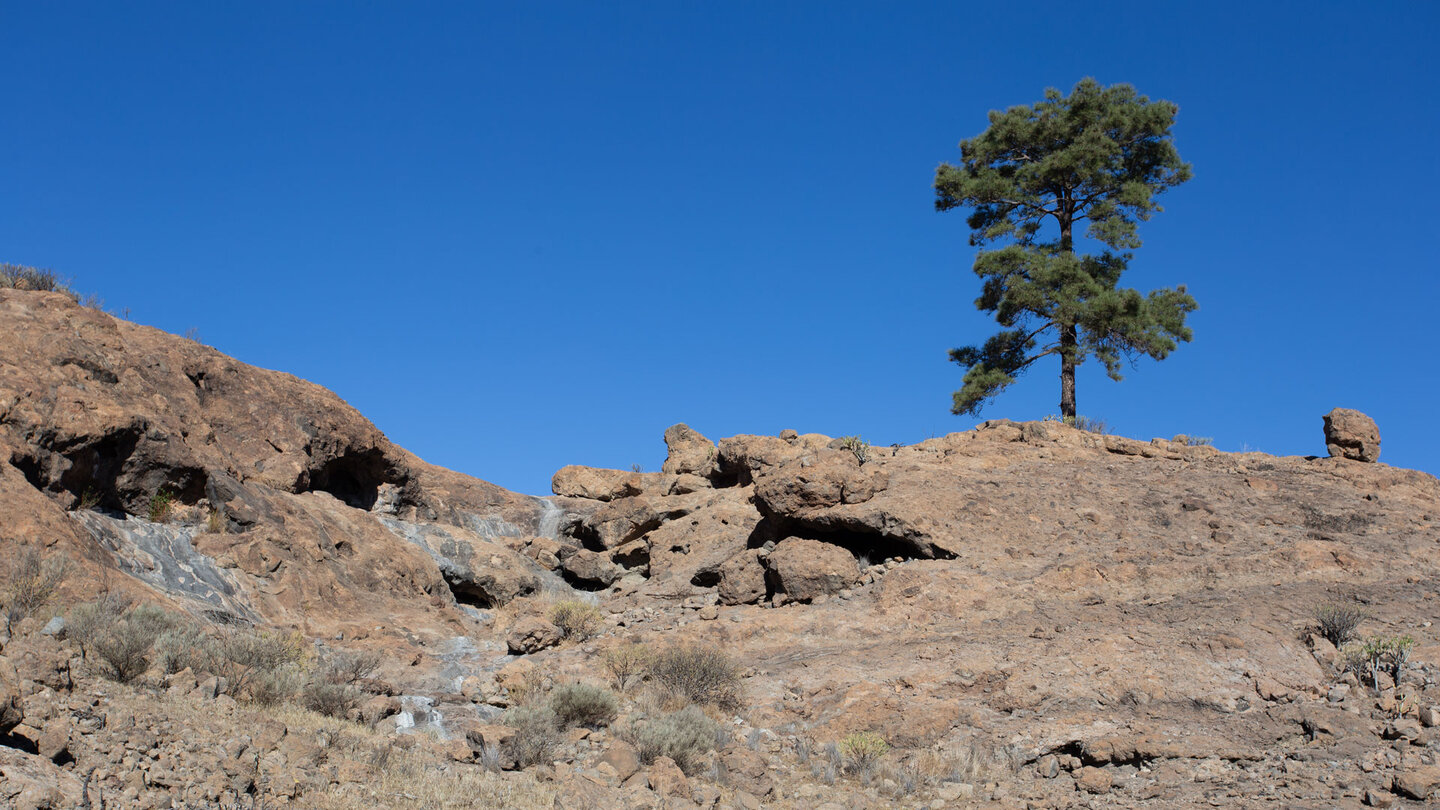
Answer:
1325;407;1381;462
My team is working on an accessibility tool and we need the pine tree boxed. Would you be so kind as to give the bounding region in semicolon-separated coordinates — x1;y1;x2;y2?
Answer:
935;78;1196;419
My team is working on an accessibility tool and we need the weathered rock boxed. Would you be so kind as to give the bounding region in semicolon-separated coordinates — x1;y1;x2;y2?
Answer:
599;740;641;781
1075;766;1112;794
1393;762;1440;800
506;617;562;654
646;755;689;797
662;424;717;477
579;494;708;550
1324;407;1381;462
765;538;857;602
717;549;767;605
36;717;70;762
641;491;760;587
559;547;622;587
0;659;22;734
752;450;889;513
551;466;647;502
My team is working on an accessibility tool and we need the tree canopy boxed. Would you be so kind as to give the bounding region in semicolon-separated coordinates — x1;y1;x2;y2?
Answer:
935;78;1196;419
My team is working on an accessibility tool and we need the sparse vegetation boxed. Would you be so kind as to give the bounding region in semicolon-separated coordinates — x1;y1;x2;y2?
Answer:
839;731;889;777
2;547;69;630
1313;601;1365;648
837;435;871;465
1172;434;1213;446
547;682;618;728
601;641;650;692
0;263;75;297
209;627;308;704
70;599;178;683
626;704;723;775
503;705;561;767
1044;414;1109;434
1343;634;1415;693
548;599;602;642
149;488;177;522
646;642;742;710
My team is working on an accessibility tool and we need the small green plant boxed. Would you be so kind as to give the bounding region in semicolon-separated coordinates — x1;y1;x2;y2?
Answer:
77;488;102;510
1313;601;1365;648
1343;634;1415;693
502;705;561;767
837;436;872;465
548;682;619;728
148;489;176;522
602;641;651;692
205;508;226;534
2;547;69;630
154;622;212;674
840;731;890;776
549;599;603;641
626;705;723;775
630;463;644;473
647;642;742;710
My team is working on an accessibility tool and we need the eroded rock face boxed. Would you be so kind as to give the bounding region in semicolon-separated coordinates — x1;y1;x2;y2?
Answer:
0;289;560;630
765;537;857;602
551;466;644;501
1324;407;1381;462
661;423;716;477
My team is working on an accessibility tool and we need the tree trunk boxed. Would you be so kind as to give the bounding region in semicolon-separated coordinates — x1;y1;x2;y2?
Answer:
1060;323;1077;419
1058;204;1077;419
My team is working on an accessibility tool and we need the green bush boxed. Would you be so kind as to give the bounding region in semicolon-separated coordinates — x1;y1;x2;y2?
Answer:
628;705;723;775
549;599;602;641
647;642;741;709
503;705;561;767
839;731;889;776
548;682;618;728
148;489;176;523
837;436;872;465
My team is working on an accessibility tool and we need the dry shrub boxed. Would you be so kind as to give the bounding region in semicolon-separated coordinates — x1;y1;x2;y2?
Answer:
548;682;618;728
549;599;602;641
2;547;68;629
602;641;650;692
1313;601;1365;648
840;731;889;776
503;705;561;767
209;627;307;703
626;705;723;775
647;642;741;709
70;599;179;683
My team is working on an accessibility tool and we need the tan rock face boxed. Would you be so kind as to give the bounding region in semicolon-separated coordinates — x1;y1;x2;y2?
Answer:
506;617;562;654
765;537;858;602
661;423;716;477
1324;407;1381;462
551;466;645;501
0;289;559;631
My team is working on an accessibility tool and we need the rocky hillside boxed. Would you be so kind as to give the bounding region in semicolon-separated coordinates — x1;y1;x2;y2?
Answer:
2;288;1439;809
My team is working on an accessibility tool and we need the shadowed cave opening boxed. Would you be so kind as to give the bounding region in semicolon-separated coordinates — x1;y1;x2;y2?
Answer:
304;449;405;511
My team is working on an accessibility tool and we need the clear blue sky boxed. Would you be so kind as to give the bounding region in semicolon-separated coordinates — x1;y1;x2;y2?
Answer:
5;2;1437;494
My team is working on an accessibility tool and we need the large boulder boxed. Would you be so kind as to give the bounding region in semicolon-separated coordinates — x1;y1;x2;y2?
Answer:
765;538;858;602
753;451;888;514
1324;408;1380;462
716;549;768;605
558;547;622;587
505;617;562;655
551;466;644;501
662;424;717;477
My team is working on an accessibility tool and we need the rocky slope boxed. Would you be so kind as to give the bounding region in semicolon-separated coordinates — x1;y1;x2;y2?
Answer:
2;288;1439;809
